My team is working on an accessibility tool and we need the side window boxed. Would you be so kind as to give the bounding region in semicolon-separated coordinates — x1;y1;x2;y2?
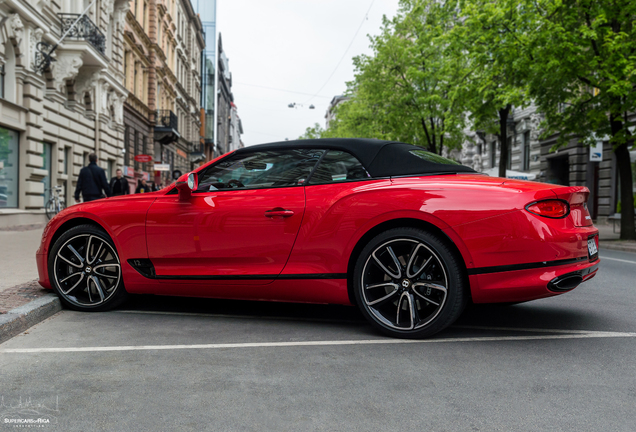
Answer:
307;150;370;185
195;149;324;192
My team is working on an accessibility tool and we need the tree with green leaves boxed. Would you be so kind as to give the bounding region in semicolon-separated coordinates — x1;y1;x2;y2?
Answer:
317;0;471;154
455;0;532;178
298;123;325;140
520;0;636;240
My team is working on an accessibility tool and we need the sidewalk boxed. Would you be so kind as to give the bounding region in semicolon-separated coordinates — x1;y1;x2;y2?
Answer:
0;225;60;343
0;224;46;293
0;224;53;311
595;221;636;253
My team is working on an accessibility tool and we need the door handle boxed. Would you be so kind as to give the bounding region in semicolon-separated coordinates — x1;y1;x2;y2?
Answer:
265;208;294;218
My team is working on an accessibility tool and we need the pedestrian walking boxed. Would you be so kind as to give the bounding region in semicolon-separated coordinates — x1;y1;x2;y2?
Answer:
74;153;111;203
135;179;150;194
109;169;130;196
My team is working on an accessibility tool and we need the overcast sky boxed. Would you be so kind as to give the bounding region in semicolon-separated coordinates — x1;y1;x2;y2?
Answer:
216;0;401;147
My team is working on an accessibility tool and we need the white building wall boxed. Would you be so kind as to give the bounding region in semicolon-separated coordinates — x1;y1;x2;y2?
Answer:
0;0;129;224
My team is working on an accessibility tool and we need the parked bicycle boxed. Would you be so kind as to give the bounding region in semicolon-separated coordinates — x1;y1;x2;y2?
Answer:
45;185;65;220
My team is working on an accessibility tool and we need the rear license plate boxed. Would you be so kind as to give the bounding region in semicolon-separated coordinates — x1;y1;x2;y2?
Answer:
588;237;598;258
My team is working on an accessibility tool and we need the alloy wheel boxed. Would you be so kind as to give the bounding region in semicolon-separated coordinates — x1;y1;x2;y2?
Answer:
53;234;122;307
361;238;448;331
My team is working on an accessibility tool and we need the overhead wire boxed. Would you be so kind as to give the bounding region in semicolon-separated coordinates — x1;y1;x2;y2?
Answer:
302;0;376;104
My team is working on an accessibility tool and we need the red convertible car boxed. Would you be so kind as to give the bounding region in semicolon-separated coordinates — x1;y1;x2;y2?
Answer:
36;139;600;338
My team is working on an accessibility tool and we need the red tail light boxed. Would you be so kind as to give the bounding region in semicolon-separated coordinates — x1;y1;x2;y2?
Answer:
525;199;570;218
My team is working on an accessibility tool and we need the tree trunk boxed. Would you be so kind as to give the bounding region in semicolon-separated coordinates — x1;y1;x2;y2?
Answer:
497;104;511;178
614;141;636;240
609;112;635;240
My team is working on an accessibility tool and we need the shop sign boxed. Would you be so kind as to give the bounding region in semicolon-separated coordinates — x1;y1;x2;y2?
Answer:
123;166;135;177
176;149;188;158
134;154;153;163
154;163;171;172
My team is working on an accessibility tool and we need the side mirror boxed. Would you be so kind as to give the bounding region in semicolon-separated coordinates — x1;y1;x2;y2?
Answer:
176;172;198;200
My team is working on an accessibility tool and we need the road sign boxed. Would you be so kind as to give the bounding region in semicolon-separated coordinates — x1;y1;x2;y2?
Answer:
134;154;153;163
590;141;603;162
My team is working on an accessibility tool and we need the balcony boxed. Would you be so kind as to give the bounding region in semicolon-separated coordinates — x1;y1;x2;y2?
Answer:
154;110;180;144
58;14;106;55
189;139;206;163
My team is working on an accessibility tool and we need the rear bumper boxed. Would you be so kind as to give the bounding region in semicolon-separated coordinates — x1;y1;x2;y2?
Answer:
470;257;599;304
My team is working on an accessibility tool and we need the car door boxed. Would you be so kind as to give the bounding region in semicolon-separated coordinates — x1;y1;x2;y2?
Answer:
145;148;324;281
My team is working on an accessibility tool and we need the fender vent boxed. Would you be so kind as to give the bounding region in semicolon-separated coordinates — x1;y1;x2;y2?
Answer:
128;259;156;279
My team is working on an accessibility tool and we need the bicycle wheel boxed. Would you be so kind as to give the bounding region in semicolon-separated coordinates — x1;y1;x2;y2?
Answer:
45;198;56;219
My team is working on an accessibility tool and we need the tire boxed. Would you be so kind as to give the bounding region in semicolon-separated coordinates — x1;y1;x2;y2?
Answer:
353;227;467;338
48;224;128;311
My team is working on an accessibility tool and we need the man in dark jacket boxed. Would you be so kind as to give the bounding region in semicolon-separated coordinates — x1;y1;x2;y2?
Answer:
74;153;111;203
109;169;129;196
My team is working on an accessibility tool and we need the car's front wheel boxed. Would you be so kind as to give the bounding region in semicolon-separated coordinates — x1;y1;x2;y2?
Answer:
353;227;467;338
48;224;127;311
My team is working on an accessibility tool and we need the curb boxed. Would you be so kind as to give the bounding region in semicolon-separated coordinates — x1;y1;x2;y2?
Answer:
0;294;62;344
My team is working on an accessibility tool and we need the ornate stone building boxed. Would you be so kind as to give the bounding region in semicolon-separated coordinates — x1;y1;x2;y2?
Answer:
213;33;244;157
0;0;129;226
122;0;204;188
458;105;543;177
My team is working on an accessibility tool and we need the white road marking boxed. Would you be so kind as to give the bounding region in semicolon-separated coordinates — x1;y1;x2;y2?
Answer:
600;256;636;265
2;331;635;354
454;325;601;335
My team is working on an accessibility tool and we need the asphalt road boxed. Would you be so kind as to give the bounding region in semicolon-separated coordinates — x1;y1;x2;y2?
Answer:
1;249;635;431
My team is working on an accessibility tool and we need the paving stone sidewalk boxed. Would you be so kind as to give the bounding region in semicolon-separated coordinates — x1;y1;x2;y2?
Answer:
0;280;51;314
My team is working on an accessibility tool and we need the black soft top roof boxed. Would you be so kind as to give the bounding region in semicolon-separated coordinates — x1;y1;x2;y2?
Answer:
234;138;476;178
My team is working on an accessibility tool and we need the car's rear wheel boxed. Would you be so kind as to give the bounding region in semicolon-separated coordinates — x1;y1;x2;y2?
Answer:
48;224;127;311
353;227;467;338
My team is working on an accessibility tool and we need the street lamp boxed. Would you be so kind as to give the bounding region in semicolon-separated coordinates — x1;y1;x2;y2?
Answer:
288;103;315;109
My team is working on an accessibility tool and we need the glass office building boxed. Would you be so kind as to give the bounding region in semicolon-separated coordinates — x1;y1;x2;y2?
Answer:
195;0;217;155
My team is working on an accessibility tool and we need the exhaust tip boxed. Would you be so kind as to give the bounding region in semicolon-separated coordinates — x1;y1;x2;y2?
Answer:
548;274;583;292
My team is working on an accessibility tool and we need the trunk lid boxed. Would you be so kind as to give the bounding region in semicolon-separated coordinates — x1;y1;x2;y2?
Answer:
549;185;593;227
498;180;593;226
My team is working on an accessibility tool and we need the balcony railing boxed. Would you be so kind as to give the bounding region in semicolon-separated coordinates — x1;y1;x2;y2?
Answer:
58;14;106;55
156;110;178;131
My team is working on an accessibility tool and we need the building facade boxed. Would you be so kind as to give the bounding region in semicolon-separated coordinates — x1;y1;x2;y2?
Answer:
0;0;130;226
325;95;350;129
229;102;243;151
458;105;635;221
214;33;232;157
193;0;217;163
122;0;204;189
